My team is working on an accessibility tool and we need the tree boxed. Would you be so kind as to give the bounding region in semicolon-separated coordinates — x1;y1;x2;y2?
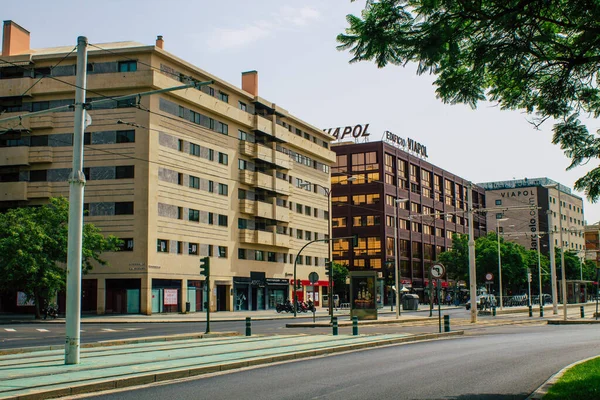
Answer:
332;262;350;301
437;233;468;282
337;1;600;200
0;197;121;318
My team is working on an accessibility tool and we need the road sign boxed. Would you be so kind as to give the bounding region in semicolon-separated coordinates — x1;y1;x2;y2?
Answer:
308;272;319;284
430;263;445;279
485;273;494;281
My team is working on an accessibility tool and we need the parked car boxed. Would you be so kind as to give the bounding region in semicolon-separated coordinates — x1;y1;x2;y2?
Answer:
465;294;497;310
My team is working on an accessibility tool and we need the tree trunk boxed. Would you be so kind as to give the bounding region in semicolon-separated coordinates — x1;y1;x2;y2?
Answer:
34;292;42;320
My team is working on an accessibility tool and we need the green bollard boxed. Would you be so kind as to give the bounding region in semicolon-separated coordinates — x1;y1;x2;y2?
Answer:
352;316;358;336
245;317;251;336
540;305;544;318
580;306;585;318
529;306;532;317
492;307;496;317
444;315;450;332
332;316;338;336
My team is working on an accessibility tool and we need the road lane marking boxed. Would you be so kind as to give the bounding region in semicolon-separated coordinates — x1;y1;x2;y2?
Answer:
36;329;49;332
101;328;116;332
124;328;142;331
4;328;16;332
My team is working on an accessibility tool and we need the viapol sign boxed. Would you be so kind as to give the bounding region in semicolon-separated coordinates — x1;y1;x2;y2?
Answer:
324;124;370;140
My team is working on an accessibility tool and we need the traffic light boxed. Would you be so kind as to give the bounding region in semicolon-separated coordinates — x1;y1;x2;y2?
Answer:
200;256;210;277
325;261;332;277
352;234;359;247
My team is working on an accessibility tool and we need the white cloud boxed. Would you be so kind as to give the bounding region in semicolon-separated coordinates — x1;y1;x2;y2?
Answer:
207;6;320;50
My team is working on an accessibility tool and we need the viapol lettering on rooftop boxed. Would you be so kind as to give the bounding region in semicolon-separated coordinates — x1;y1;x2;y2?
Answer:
385;130;428;158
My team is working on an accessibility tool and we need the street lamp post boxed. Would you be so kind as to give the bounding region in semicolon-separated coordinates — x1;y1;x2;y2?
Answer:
394;198;409;319
496;217;508;309
545;183;568;320
536;233;543;312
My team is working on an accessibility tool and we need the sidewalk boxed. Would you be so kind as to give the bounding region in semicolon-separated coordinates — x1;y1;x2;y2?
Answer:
0;331;462;400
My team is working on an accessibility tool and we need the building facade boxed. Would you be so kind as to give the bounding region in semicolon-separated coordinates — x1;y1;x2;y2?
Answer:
0;21;335;314
330;140;487;302
478;178;586;256
584;223;600;268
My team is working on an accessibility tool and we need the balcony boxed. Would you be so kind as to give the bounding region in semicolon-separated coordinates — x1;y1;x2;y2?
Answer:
256;171;291;196
253;115;273;136
0;182;27;201
239;170;257;186
28;182;52;199
29;115;54;129
238;228;292;248
239;141;257;158
238;199;290;222
29;148;53;164
0;77;34;98
0;146;29;166
274;124;335;163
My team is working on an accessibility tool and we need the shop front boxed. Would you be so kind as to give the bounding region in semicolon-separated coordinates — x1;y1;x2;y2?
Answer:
233;272;267;311
300;280;331;307
266;278;289;309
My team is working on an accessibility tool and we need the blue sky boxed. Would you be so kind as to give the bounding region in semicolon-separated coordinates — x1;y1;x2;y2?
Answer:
4;0;599;223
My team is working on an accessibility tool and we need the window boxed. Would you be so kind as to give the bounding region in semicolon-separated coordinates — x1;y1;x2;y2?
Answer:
238;218;247;229
238;130;248;141
189;209;200;222
268;252;276;262
178;207;183;220
238;101;247;111
218;215;228;226
255;250;264;261
208;149;215;161
305;231;312;240
208;180;214;193
178;241;184;254
118;61;137;72
117;238;134;252
115;202;134;215
208;212;214;225
178;139;183;151
215;121;228;135
238;248;246;259
190;110;201;125
305;256;312;265
157;239;169;252
218;152;228;165
116;130;135;143
296;204;303;213
30;135;49;147
115;166;134;179
218;183;228;196
238;159;248;170
178;106;185;118
188;243;199;255
218;92;229;103
190;143;200;156
178;173;183;185
495;199;502;206
189;176;200;189
305;206;311;216
297;229;303;239
29;169;47;182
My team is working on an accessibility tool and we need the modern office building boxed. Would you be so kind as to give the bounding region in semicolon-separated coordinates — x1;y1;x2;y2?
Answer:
478;178;586;255
0;21;335;314
330;139;487;302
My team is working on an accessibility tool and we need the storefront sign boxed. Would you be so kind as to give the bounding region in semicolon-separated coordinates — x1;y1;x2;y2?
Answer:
164;289;178;306
266;278;289;285
384;130;428;158
324;124;370;140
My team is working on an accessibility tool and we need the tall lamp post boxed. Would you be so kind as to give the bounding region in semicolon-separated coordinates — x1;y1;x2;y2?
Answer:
545;183;567;321
496;217;508;309
394;198;409;319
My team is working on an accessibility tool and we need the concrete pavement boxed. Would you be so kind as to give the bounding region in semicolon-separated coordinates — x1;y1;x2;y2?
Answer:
0;331;463;400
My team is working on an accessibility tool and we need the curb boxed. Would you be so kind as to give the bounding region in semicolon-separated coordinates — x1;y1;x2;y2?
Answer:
1;331;464;400
547;319;600;325
0;331;240;356
526;354;600;399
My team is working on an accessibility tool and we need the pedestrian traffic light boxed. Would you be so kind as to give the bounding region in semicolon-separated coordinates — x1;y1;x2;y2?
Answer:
528;272;532;282
325;261;332;277
352;234;359;247
200;256;210;277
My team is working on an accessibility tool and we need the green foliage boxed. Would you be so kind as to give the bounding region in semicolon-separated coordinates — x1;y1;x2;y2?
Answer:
545;356;600;400
338;0;600;200
437;233;468;281
332;262;349;296
0;197;121;317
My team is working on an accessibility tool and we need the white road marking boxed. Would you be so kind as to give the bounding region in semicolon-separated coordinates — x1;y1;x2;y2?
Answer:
36;329;49;332
101;328;116;332
124;328;142;331
4;328;16;332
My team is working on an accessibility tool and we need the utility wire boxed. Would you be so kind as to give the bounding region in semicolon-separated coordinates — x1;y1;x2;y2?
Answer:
20;46;78;97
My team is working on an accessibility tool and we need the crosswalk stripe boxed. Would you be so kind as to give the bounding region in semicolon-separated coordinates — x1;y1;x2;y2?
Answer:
4;328;16;332
36;329;49;332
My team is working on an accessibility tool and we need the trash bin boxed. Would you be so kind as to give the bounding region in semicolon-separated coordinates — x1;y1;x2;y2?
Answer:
185;302;190;313
402;294;419;310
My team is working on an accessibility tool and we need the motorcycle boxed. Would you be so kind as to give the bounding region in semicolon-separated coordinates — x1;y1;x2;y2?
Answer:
44;304;58;320
276;300;294;313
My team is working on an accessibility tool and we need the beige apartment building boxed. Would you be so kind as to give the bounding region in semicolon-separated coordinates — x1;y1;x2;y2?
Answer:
0;21;335;315
479;178;586;256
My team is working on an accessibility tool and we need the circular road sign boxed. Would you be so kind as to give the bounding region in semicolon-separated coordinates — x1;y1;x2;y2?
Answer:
485;273;494;281
430;263;445;279
308;272;319;284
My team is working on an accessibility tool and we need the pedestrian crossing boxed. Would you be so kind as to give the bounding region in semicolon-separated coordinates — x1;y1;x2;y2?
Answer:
3;327;145;333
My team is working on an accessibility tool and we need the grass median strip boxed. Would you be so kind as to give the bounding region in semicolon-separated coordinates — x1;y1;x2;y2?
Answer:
543;356;600;400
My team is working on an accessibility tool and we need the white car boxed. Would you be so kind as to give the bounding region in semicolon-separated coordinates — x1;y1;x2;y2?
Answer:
465;294;496;310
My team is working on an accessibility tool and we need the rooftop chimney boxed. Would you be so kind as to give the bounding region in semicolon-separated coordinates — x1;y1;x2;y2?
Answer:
2;20;30;56
156;35;164;49
242;70;258;96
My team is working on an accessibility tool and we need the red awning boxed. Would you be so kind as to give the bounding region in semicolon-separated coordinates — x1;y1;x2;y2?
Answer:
299;280;330;287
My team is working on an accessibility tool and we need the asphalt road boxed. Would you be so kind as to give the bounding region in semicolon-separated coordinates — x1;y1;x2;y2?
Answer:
0;308;513;349
81;324;600;400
